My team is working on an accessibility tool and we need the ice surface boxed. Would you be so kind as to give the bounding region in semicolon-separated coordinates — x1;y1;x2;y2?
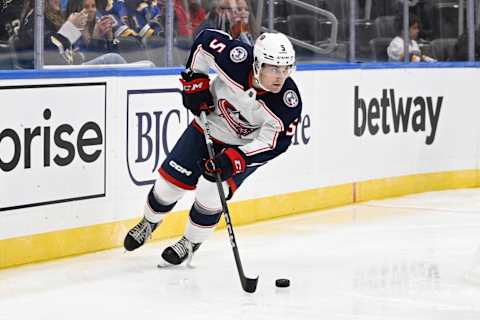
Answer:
2;189;480;320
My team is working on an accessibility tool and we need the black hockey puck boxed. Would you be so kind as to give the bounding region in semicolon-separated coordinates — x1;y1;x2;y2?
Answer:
275;278;290;288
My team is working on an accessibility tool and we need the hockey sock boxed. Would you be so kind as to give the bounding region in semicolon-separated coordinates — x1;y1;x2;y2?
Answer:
184;201;222;244
144;186;177;224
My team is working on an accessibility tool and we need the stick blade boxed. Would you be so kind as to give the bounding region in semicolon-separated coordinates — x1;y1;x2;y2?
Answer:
241;276;259;293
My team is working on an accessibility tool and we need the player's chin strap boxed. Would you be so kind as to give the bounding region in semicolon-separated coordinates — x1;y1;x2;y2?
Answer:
199;112;259;293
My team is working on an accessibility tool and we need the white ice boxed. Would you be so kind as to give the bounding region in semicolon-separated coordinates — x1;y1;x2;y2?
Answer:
2;188;480;320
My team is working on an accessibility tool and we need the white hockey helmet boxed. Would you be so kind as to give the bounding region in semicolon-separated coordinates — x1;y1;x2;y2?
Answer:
253;32;296;88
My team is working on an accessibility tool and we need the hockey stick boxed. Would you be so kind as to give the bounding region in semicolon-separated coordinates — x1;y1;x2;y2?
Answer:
199;112;259;293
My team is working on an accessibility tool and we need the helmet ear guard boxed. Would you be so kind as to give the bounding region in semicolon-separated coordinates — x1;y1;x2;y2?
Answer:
252;56;268;91
252;56;261;80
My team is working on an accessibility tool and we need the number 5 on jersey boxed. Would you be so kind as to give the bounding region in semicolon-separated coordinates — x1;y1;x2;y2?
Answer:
209;39;226;53
286;119;299;136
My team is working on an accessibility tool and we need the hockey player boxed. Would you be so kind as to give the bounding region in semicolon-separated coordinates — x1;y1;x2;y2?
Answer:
124;29;302;267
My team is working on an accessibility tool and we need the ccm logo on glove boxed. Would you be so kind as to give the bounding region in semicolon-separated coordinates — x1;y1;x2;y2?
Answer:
182;80;207;93
180;70;215;116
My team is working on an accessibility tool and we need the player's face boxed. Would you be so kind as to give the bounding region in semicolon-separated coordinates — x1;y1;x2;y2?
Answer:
259;64;292;93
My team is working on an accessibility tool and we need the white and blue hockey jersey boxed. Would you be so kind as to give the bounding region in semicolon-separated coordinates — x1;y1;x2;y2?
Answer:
186;29;302;165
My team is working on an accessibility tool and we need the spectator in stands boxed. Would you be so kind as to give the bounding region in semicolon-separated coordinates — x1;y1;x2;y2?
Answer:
96;0;156;64
65;0;122;61
193;0;235;37
387;14;436;62
194;0;257;45
14;0;128;68
0;0;23;41
175;0;206;38
229;0;258;45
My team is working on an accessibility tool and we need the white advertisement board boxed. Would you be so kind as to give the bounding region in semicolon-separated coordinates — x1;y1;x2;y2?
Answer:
305;68;480;184
0;82;107;211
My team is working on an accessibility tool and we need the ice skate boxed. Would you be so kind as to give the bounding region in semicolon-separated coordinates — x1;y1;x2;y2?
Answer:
124;217;159;251
157;236;201;267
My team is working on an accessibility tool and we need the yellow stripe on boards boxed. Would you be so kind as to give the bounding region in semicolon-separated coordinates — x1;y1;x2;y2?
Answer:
355;170;480;202
1;169;479;269
220;183;353;227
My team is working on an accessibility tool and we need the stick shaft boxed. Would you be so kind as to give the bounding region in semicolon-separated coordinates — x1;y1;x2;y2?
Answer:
199;112;257;292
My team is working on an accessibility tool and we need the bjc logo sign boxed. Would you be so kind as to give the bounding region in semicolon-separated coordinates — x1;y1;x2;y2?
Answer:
126;88;191;185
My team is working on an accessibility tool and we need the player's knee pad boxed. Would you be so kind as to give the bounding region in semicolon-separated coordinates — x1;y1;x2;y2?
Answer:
194;176;228;212
153;176;186;204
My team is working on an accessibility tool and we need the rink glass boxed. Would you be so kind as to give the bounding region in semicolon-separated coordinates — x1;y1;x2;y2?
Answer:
0;0;478;69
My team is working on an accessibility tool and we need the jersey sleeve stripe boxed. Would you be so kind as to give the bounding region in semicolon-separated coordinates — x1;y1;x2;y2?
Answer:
246;141;275;156
190;45;204;71
243;131;279;156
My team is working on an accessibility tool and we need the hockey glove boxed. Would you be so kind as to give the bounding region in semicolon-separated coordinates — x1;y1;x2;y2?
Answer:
201;148;246;181
180;70;214;116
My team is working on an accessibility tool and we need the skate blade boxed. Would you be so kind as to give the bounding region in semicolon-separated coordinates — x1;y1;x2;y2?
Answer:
157;258;195;269
157;258;174;268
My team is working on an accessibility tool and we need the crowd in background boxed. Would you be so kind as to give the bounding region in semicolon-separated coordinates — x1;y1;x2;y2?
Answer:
0;0;258;68
0;0;479;68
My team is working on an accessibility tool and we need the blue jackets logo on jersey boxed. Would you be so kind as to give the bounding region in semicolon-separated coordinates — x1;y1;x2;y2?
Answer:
218;99;258;137
283;90;299;108
230;46;248;63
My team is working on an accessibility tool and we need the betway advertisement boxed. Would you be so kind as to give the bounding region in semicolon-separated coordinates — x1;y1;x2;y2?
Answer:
0;83;106;211
353;86;443;145
295;68;480;184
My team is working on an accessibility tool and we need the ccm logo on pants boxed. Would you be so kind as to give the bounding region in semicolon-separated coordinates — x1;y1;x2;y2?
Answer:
169;160;192;176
